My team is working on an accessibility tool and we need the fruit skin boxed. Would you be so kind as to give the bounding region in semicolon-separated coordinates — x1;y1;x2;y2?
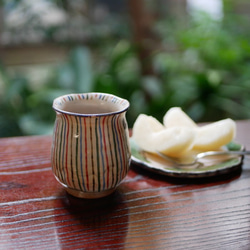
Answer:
163;107;197;128
192;118;236;151
132;114;196;157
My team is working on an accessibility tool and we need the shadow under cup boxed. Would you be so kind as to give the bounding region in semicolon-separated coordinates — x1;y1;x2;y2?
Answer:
51;93;131;199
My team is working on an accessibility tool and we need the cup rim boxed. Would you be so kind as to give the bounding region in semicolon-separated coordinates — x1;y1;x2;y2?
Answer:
52;92;130;117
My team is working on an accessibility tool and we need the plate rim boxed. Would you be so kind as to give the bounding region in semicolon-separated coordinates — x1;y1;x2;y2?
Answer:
130;141;244;178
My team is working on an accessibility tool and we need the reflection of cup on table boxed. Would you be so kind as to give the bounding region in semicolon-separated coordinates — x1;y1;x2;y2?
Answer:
51;93;131;199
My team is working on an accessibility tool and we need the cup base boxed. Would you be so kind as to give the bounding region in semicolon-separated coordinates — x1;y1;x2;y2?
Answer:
65;186;116;199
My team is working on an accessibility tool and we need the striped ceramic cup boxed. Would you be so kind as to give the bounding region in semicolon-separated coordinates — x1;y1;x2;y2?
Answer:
51;93;131;198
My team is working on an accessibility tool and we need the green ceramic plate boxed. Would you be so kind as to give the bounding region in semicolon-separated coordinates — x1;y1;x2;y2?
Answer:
130;139;244;178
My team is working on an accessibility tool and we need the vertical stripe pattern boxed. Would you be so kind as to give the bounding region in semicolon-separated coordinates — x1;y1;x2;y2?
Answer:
51;93;130;193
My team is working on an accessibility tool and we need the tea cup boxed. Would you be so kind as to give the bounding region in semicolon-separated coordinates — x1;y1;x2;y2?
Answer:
51;93;131;198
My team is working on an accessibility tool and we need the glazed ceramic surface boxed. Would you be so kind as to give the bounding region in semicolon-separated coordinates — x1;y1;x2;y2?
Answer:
51;93;130;198
131;139;244;178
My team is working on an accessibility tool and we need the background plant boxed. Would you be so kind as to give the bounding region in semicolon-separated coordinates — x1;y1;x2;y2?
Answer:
1;0;250;137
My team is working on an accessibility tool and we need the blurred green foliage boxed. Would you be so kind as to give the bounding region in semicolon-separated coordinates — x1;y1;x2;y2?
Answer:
1;2;250;137
154;12;250;122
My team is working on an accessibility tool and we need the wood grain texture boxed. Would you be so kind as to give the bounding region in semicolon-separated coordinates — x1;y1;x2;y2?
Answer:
1;121;250;250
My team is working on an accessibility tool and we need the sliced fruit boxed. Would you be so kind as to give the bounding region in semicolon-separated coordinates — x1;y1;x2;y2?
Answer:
132;114;196;157
132;114;165;152
163;107;197;128
192;118;236;151
132;114;165;134
153;127;196;157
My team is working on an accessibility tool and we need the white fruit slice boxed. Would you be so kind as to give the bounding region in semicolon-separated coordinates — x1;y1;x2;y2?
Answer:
132;114;165;152
132;114;195;157
133;114;165;134
153;127;196;157
163;107;197;128
192;118;236;151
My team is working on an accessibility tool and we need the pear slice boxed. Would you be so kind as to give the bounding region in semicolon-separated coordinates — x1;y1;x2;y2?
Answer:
163;107;197;128
132;114;195;157
153;127;196;157
192;118;236;151
132;114;165;152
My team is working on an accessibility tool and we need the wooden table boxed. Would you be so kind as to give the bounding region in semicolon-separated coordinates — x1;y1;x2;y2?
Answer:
1;120;250;250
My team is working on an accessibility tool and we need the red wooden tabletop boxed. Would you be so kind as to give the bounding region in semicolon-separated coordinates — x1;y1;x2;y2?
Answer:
1;120;250;250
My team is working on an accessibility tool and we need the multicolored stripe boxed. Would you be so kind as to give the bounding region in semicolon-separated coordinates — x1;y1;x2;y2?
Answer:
51;93;131;193
53;93;129;115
